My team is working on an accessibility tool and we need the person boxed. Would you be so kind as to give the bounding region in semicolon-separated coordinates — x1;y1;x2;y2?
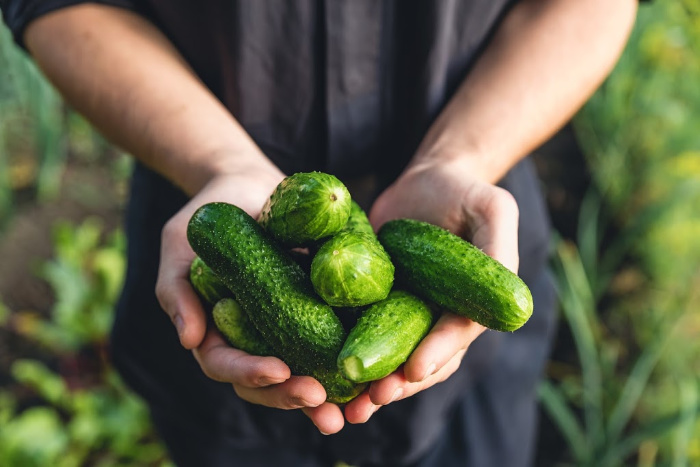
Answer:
0;1;638;465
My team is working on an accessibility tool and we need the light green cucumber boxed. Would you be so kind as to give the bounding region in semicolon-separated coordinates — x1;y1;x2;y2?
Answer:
338;291;434;383
259;172;351;246
311;231;394;307
213;298;274;356
189;256;232;305
187;202;364;403
341;200;375;236
378;219;533;332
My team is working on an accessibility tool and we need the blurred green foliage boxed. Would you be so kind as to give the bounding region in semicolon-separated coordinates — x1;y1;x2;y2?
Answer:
0;15;131;228
2;0;700;465
0;220;171;466
542;0;700;464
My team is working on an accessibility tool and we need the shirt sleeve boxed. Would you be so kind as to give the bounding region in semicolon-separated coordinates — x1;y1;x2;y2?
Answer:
1;0;137;49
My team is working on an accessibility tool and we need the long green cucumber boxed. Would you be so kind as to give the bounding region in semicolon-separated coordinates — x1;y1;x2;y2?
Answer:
187;202;364;403
189;255;232;305
377;219;533;332
338;291;434;383
212;298;274;356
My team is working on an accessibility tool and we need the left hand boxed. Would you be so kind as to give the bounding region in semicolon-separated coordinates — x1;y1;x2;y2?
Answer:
343;157;520;424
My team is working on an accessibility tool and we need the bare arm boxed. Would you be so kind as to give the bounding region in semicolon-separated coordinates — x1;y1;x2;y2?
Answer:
354;0;638;422
24;4;282;196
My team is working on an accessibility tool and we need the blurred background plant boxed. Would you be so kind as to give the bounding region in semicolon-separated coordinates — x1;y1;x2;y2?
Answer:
537;0;700;465
1;0;699;465
0;11;169;466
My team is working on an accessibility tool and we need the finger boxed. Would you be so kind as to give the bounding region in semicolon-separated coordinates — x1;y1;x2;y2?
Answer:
368;349;466;406
303;403;346;435
155;216;208;349
234;375;327;410
192;328;290;387
343;390;381;425
466;185;520;273
401;312;485;383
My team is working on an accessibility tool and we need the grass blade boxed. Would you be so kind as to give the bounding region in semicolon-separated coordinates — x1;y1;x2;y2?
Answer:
554;240;604;446
672;378;699;467
606;318;673;444
538;380;589;463
600;410;689;467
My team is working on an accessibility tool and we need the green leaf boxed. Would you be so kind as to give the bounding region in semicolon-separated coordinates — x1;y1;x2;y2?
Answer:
538;380;589;462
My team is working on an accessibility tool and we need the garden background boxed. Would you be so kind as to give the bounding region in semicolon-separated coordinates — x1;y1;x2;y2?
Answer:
0;0;698;465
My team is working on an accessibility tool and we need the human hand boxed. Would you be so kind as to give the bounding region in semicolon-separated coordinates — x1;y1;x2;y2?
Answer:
343;157;520;423
154;169;348;434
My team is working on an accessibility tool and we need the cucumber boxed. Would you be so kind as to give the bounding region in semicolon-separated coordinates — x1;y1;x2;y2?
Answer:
338;291;434;383
341;200;375;236
259;172;351;246
310;231;394;307
212;298;274;356
187;202;364;403
189;256;232;305
377;219;533;332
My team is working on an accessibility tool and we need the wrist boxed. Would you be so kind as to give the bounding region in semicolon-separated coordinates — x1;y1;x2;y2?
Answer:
407;122;512;185
179;146;285;197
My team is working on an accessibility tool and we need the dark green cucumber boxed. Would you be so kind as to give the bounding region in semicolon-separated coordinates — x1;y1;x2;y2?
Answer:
259;172;351;246
338;291;434;383
311;231;394;307
189;256;232;305
213;298;274;356
187;202;364;403
378;219;533;332
341;200;375;236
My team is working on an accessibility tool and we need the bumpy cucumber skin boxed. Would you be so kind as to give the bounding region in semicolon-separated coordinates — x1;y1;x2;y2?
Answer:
341;201;375;236
187;202;364;403
189;256;232;305
311;231;394;307
213;298;274;356
259;172;351;246
338;291;434;383
378;219;533;332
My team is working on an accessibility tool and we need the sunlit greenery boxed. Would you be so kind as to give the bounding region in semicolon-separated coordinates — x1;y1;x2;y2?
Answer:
542;0;700;464
1;0;698;465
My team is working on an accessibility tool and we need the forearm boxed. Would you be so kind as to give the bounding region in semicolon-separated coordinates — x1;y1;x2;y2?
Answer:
412;0;638;183
24;4;282;196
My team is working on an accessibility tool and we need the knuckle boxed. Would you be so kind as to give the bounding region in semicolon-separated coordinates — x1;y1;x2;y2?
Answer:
493;187;519;218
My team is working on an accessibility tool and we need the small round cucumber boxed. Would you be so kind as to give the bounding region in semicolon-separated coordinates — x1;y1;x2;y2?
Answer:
338;291;434;383
378;219;533;332
212;298;274;356
259;172;351;246
189;256;232;305
311;231;394;307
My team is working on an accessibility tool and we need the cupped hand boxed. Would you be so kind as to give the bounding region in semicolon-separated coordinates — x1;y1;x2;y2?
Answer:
344;157;520;423
154;169;346;435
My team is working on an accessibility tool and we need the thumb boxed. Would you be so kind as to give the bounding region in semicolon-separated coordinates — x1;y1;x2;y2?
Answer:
155;220;208;349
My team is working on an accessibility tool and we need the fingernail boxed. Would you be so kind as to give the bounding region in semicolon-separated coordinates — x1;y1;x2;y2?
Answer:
319;430;331;436
421;363;436;381
292;396;320;408
174;314;185;336
364;403;379;422
259;376;286;386
389;388;403;404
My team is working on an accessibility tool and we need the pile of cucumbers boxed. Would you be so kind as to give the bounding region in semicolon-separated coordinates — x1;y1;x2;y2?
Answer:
187;172;533;403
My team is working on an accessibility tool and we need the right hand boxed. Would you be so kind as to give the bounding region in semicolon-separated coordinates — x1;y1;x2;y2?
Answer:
154;169;348;435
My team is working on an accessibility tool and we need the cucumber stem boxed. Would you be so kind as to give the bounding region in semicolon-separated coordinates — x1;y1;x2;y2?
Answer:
340;355;365;382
